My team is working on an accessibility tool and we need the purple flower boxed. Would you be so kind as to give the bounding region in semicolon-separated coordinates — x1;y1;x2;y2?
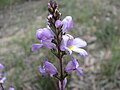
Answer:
55;16;73;32
62;16;73;32
8;87;14;90
0;64;4;70
38;59;58;77
59;78;67;90
36;28;53;40
32;27;56;51
32;39;56;51
0;73;6;84
65;57;84;76
32;43;43;51
60;34;88;56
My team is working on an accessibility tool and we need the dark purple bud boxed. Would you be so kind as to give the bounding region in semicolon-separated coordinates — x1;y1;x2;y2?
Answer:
47;14;53;20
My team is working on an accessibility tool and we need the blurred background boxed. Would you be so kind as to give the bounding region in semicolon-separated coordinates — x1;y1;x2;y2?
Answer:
0;0;120;90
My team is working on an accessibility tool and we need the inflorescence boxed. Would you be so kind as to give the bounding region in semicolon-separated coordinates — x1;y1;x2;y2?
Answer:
32;0;88;90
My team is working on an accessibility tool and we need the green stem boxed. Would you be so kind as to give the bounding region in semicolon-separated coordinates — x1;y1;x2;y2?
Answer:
59;54;63;90
56;30;64;90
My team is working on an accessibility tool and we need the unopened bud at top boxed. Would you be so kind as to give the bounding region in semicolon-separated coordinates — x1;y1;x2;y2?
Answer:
49;0;58;9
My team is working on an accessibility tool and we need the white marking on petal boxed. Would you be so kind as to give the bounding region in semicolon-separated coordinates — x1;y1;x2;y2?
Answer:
71;47;88;56
71;38;87;48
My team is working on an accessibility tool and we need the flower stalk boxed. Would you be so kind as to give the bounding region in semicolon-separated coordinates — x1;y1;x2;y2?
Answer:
57;38;64;90
0;83;4;90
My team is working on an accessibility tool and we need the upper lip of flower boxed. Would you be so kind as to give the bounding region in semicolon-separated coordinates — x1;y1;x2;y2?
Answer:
65;57;84;76
36;27;54;41
62;16;73;32
32;26;57;51
38;59;58;77
55;16;73;32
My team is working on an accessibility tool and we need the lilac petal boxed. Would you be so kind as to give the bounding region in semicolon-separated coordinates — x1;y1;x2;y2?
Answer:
60;36;69;51
59;78;67;90
63;78;67;89
32;44;43;51
36;29;42;40
55;20;62;28
65;57;84;76
42;39;56;49
0;64;4;70
46;25;54;35
72;57;79;68
44;60;58;77
62;34;73;42
64;16;73;28
68;38;87;48
8;87;15;90
36;28;53;40
65;60;76;72
71;47;88;56
65;57;81;73
64;47;72;55
62;16;73;32
38;66;46;77
76;67;84;76
0;77;6;84
65;34;74;39
60;34;73;51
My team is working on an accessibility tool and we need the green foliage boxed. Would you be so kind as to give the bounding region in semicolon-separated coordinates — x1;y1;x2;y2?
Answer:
95;22;117;48
101;46;120;80
59;0;100;24
7;53;25;90
100;21;120;78
0;0;23;9
31;76;57;90
13;29;36;56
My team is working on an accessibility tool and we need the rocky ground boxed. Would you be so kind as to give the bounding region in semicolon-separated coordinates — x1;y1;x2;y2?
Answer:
0;0;120;90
